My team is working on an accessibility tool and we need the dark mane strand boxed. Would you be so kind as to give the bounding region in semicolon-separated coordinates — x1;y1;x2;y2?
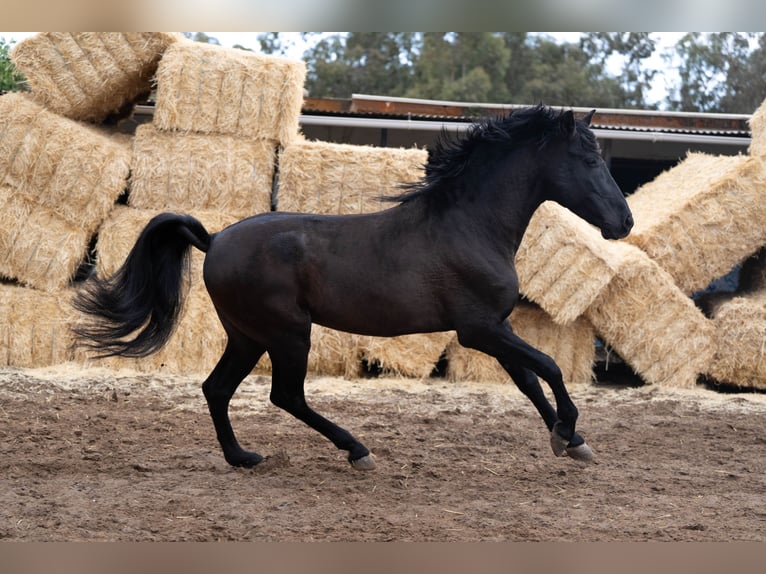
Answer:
383;105;593;206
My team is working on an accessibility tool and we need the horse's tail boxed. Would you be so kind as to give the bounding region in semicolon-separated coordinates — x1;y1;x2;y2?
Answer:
72;213;211;358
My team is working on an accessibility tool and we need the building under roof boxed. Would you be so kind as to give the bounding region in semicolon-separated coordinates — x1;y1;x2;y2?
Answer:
298;94;753;195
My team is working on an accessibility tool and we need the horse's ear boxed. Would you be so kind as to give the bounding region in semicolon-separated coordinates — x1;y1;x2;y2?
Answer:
561;110;576;138
583;109;596;126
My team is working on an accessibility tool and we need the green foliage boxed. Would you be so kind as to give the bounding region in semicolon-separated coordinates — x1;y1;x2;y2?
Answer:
667;32;766;113
0;37;26;92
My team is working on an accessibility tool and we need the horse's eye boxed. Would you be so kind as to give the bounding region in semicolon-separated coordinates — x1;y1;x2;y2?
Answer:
585;157;600;168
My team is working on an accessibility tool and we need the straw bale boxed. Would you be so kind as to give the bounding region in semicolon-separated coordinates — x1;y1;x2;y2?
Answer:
516;202;629;325
584;251;715;388
707;290;766;390
445;303;595;385
10;32;179;122
623;152;766;295
0;92;131;233
749;97;766;158
0;189;92;291
0;283;77;368
277;140;427;214
357;331;454;379
153;41;306;143
127;124;275;218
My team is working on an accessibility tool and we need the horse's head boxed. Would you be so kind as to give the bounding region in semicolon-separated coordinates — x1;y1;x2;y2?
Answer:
542;110;633;240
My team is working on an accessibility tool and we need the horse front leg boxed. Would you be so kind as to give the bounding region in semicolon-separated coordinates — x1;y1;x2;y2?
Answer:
500;361;592;461
458;319;593;462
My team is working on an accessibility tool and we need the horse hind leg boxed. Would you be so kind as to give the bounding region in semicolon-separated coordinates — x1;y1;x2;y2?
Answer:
268;338;375;471
202;339;264;467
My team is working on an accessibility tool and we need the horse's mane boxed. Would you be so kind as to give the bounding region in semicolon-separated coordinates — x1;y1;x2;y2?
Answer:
385;104;598;206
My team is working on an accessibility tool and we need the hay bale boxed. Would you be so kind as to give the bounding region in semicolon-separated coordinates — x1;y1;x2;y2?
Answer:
707;290;766;390
0;283;77;367
127;124;275;218
445;302;595;385
749;97;766;158
0;190;93;291
357;332;454;379
516;202;628;325
623;152;766;295
584;251;715;388
10;32;179;122
516;202;713;387
0;92;131;231
276;140;427;213
153;40;305;143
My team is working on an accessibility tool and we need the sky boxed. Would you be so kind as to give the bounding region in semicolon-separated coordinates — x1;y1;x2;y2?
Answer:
2;31;686;108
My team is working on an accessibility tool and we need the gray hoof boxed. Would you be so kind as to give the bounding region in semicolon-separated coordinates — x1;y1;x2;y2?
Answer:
566;442;594;463
550;430;569;457
350;454;377;471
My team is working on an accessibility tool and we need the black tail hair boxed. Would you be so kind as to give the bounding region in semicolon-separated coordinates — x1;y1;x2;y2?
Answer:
72;213;211;358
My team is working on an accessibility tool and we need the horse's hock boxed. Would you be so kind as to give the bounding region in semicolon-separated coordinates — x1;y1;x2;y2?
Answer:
1;32;766;391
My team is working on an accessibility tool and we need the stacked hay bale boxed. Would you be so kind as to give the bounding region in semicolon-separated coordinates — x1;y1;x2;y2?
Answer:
707;289;766;390
10;32;180;122
85;39;307;374
127;40;305;217
0;93;131;291
0;33;175;371
622;153;766;295
517;202;715;388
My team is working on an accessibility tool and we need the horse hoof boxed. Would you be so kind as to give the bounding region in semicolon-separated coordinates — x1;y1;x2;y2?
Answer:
566;442;594;463
350;454;377;471
550;430;569;457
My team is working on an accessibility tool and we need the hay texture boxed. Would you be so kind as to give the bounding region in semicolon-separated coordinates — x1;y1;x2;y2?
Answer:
707;290;766;390
445;302;595;385
128;124;275;218
11;32;179;122
153;41;305;143
517;202;630;325
584;249;715;388
517;202;714;387
356;332;454;379
0;283;77;368
749;97;766;158
623;152;766;295
276;140;427;213
0;93;131;290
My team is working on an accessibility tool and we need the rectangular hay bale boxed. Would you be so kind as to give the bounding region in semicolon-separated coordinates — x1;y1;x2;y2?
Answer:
445;302;596;385
0;189;92;291
584;250;715;388
128;124;275;218
0;283;77;368
706;290;766;390
11;32;179;122
153;41;306;143
276;140;427;214
623;152;766;295
0;92;131;232
516;202;628;325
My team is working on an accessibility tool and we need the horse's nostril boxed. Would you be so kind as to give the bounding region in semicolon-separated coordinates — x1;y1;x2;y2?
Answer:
625;213;634;229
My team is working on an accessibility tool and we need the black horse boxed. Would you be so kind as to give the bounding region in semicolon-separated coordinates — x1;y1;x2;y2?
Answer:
73;105;633;471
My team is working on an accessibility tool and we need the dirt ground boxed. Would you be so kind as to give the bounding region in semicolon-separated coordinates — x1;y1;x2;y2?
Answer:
1;364;765;542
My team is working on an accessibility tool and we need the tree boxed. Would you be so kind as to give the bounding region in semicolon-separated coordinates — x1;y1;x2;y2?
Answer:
0;37;26;92
301;33;418;98
667;33;765;113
